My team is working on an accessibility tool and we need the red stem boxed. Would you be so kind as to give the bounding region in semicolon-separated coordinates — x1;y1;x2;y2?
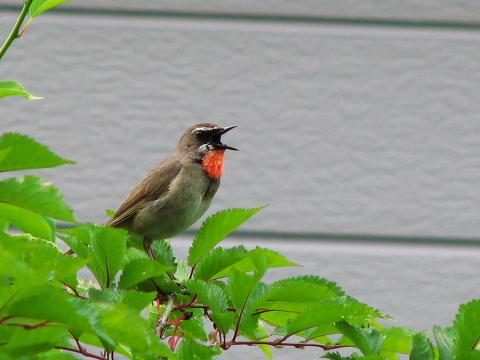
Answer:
225;340;350;351
6;320;50;330
55;346;107;360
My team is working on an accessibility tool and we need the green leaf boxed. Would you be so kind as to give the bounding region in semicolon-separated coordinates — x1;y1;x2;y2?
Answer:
261;275;343;303
5;289;173;357
336;321;386;355
194;246;248;280
0;176;75;222
212;247;298;279
30;0;70;17
184;279;228;313
180;316;208;342
0;202;53;240
184;279;234;332
381;327;414;354
151;239;176;267
0;133;74;172
188;206;266;266
433;326;455;360
88;288;156;312
226;266;267;334
0;326;69;357
454;300;480;359
62;224;128;288
177;338;221;360
0;234;76;307
409;332;434;360
285;297;385;336
119;258;172;289
0;80;41;100
323;354;385;360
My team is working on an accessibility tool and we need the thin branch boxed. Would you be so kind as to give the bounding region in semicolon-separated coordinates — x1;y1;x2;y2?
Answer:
55;346;107;360
60;281;87;299
157;295;175;336
188;265;196;279
225;340;350;351
0;0;33;61
0;316;14;325
6;320;50;330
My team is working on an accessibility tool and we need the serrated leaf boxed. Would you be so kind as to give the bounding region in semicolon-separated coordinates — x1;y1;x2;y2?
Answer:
5;288;174;357
180;316;208;342
30;0;70;17
184;279;228;313
409;332;434;360
323;354;384;360
177;338;221;360
286;297;385;336
433;326;455;360
88;288;156;312
119;258;172;289
454;300;480;360
381;327;414;354
213;247;297;279
262;276;343;303
0;202;54;240
35;349;78;359
184;279;234;332
0;233;84;312
188;206;266;266
0;133;74;172
0;80;41;100
151;239;176;267
62;224;128;288
194;246;248;280
336;321;386;355
0;326;69;357
0;175;75;222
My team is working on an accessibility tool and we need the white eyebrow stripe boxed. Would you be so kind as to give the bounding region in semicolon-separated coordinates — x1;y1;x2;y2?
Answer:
191;127;219;133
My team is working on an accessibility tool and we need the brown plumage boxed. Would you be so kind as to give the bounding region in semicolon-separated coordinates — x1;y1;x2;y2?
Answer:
108;123;237;245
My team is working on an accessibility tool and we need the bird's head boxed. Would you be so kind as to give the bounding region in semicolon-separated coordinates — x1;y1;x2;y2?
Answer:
177;123;238;179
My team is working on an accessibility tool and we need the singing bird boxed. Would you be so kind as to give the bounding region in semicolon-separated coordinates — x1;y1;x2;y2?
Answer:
108;123;237;253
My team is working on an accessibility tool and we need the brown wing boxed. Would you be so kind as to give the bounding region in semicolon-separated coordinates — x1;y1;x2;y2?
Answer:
108;158;182;228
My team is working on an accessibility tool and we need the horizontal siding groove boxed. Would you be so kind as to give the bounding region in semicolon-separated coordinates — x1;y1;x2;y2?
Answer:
55;223;480;247
1;4;480;31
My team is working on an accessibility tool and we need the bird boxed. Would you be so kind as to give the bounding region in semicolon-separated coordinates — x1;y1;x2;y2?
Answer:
108;123;237;255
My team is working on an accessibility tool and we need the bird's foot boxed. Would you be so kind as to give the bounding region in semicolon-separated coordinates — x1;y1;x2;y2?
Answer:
144;237;156;259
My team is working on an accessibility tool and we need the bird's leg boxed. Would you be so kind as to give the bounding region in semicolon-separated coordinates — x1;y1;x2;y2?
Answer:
144;236;155;259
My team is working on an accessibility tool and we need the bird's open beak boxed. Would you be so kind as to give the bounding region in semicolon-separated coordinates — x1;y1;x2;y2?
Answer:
216;126;239;151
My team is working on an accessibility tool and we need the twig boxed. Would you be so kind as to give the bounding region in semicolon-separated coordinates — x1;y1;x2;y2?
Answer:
6;320;50;330
157;295;175;336
225;340;350;351
60;281;87;298
55;346;107;360
0;0;33;60
0;316;13;325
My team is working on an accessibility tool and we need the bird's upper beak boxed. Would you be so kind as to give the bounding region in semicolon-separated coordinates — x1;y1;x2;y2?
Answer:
214;126;238;151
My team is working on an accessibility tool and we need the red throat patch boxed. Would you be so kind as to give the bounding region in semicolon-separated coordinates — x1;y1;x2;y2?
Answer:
202;150;225;179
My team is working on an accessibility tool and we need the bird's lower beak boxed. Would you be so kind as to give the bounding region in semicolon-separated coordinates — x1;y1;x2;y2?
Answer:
216;126;239;151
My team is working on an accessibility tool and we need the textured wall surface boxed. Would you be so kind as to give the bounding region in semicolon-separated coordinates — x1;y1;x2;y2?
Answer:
1;2;480;357
2;13;480;238
4;0;480;22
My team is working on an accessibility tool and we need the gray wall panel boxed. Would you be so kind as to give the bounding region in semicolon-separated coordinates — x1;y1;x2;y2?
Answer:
172;237;480;358
4;0;480;23
2;14;480;238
